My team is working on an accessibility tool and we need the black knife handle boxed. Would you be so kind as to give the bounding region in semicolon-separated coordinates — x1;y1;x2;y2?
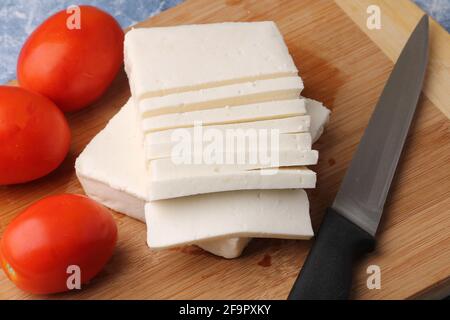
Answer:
288;208;376;300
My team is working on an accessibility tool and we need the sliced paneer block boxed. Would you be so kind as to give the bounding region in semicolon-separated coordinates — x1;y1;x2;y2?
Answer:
304;97;331;143
150;151;318;179
124;21;298;100
75;99;330;258
147;132;312;160
142;99;306;132
198;238;251;259
138;76;303;118
145;115;310;147
148;168;316;201
146;189;313;249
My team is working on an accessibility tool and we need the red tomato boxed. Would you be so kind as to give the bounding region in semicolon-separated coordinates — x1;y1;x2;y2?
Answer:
17;5;124;112
0;86;71;185
0;194;117;294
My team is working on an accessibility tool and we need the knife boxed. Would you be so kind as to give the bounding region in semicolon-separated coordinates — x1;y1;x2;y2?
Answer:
288;15;429;300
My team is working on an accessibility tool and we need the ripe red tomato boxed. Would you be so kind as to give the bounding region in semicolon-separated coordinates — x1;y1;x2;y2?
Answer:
17;5;124;112
0;194;118;295
0;86;71;185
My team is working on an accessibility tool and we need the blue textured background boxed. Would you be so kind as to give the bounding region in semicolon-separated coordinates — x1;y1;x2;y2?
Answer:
0;0;449;84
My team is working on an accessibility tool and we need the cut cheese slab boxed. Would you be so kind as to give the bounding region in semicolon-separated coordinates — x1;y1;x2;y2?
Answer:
138;76;303;118
147;132;312;160
78;175;146;222
150;151;318;179
75;99;148;220
145;115;310;147
148;168;316;201
146;189;313;249
124;22;298;100
76;99;329;258
304;97;331;143
142;99;306;132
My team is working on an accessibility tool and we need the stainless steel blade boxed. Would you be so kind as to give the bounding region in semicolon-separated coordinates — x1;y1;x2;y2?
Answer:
332;16;429;236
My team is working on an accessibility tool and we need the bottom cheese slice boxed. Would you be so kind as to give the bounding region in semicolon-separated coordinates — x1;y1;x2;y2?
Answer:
146;189;313;249
196;237;251;259
76;98;329;258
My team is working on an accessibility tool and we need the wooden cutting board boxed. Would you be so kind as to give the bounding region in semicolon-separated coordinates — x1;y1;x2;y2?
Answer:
1;0;449;300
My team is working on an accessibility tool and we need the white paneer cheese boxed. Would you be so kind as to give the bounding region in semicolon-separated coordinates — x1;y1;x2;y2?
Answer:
304;97;331;143
150;152;318;179
145;115;310;148
138;76;303;118
75;100;148;221
197;238;251;259
149;168;316;201
147;132;312;160
76;98;329;258
142;99;306;132
146;189;313;249
79;175;146;222
124;22;298;100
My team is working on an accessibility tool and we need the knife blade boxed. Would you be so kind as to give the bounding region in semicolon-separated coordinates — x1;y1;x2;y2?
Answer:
288;15;429;300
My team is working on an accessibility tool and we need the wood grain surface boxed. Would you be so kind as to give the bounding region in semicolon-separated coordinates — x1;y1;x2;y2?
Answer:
336;0;450;118
0;0;449;300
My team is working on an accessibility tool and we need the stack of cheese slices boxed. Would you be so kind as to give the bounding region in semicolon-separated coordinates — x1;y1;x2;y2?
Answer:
75;21;330;259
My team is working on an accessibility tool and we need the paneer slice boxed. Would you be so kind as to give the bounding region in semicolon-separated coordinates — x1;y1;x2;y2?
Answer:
150;151;318;179
137;76;303;118
147;132;312;160
304;98;331;143
148;167;316;201
197;238;251;259
146;189;313;249
145;115;310;147
124;22;298;100
142;99;306;132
